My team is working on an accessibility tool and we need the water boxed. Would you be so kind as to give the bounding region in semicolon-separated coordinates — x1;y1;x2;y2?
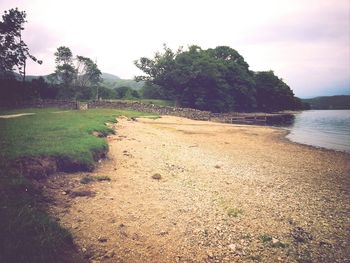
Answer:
286;110;350;153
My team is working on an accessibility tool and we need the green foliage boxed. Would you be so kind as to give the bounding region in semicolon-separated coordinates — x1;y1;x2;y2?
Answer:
0;108;153;165
80;175;95;184
302;95;350;110
52;46;102;100
135;45;302;112
141;82;169;99
254;71;300;111
0;8;42;80
115;86;140;99
259;234;273;243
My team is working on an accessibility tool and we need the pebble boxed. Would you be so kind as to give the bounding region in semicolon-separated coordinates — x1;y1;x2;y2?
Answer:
97;236;108;242
228;244;236;251
272;238;279;244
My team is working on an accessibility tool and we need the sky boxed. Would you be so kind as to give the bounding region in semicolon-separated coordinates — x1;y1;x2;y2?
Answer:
0;0;349;98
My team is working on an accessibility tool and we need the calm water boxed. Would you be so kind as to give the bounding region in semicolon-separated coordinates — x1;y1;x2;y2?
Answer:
286;110;350;153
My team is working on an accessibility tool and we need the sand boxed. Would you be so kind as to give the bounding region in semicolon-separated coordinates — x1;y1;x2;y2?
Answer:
44;116;350;263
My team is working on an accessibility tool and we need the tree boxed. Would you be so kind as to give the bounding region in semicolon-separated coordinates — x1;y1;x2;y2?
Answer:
135;45;256;112
254;71;297;111
115;86;139;99
75;56;101;99
53;46;102;99
0;8;42;80
53;46;75;88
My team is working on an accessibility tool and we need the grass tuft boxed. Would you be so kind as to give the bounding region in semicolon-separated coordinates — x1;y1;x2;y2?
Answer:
95;175;111;181
227;207;243;217
259;234;273;243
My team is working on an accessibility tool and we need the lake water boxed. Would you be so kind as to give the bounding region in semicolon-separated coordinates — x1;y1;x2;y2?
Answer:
286;110;350;153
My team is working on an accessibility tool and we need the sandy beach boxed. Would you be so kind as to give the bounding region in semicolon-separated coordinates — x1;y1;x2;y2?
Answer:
44;116;350;262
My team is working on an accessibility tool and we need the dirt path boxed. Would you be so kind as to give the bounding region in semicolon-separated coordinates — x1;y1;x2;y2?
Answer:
0;113;35;118
44;116;350;263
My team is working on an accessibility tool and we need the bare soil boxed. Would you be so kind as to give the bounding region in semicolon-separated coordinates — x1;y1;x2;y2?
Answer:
0;113;35;118
43;116;350;263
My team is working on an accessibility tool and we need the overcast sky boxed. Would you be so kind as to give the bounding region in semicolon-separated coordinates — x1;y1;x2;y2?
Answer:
1;0;349;98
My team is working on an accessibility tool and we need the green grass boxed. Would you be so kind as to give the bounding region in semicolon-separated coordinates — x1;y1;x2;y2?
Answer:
0;108;154;166
0;107;155;262
0;161;73;262
259;234;273;243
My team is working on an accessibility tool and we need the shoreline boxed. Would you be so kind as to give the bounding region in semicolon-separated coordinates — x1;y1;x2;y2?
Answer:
277;126;350;156
44;115;350;263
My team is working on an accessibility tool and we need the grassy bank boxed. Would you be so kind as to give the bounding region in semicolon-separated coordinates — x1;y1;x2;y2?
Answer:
0;162;76;263
0;108;155;262
0;108;152;165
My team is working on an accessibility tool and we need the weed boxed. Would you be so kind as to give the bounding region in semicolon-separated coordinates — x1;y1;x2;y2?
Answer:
80;175;94;184
95;175;111;181
259;234;273;243
227;207;243;217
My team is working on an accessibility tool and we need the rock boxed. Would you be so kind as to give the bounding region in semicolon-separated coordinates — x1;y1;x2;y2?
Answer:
70;190;96;198
291;227;312;243
119;223;128;237
159;230;169;236
152;173;162;180
228;244;236;252
207;251;213;258
61;191;67;195
272;238;279;244
104;249;115;258
97;236;108;242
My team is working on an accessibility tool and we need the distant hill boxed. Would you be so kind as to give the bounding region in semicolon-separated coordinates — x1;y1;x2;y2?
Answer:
14;72;144;90
302;95;350;110
101;73;144;90
101;73;121;81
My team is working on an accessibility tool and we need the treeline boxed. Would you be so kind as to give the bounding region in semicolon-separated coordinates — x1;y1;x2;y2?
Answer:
135;45;306;112
1;7;306;112
0;75;143;105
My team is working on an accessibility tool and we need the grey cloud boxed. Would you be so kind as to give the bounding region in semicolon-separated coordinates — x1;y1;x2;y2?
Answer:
240;6;349;44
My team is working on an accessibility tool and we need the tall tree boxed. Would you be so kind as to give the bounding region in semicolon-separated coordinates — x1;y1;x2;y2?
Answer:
254;71;297;111
135;45;255;112
0;8;42;80
53;46;102;99
54;46;75;87
75;56;101;99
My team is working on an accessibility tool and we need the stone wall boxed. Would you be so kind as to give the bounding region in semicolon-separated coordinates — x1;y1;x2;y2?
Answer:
0;99;294;125
87;100;211;120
